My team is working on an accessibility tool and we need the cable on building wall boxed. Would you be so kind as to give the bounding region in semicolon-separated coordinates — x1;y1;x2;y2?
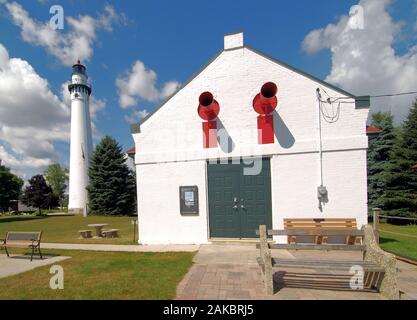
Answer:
317;88;342;124
323;90;417;103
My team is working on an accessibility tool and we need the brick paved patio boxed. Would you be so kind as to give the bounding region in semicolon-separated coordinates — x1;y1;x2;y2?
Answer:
176;244;417;300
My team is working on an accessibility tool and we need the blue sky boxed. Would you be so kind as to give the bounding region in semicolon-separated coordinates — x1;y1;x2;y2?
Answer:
0;0;416;179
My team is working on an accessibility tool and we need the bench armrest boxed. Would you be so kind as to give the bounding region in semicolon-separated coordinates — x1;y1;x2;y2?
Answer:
363;225;398;300
30;239;41;247
0;239;5;245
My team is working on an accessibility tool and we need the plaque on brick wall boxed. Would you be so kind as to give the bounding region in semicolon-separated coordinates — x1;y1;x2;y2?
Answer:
179;186;199;215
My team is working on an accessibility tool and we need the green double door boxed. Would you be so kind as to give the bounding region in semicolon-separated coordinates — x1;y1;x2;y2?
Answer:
208;158;272;239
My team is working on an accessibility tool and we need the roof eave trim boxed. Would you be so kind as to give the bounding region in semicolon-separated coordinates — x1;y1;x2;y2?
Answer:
131;49;225;134
244;45;359;99
355;95;371;109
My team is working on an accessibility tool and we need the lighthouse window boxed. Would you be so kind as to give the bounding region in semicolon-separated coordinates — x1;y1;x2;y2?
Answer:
72;65;85;75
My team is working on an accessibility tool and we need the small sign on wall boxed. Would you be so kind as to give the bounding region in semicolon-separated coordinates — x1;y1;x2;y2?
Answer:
179;186;199;215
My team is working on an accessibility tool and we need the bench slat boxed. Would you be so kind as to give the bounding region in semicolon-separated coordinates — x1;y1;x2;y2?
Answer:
255;243;364;250
269;244;364;251
2;241;34;247
284;218;356;223
268;229;363;236
6;231;41;241
284;218;356;221
284;225;356;228
271;258;385;272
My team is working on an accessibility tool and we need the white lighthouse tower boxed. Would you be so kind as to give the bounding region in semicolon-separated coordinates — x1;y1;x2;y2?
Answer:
68;60;93;215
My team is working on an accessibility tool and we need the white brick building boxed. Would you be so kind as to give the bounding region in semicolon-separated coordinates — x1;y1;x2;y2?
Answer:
131;33;370;244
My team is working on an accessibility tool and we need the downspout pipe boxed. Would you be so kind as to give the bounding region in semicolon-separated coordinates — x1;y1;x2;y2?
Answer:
316;88;324;186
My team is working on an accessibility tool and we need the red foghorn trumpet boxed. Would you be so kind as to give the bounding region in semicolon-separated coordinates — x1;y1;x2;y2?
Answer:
198;92;220;148
253;82;278;115
198;92;220;120
252;82;278;144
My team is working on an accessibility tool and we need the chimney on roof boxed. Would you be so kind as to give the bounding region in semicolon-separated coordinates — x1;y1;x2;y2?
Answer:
224;32;244;50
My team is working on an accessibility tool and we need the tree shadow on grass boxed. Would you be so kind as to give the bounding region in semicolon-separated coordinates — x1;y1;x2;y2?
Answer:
379;237;399;244
0;216;47;224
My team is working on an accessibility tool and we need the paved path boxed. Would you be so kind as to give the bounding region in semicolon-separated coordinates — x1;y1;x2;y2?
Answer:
397;260;417;300
176;244;417;300
0;254;70;279
42;242;200;252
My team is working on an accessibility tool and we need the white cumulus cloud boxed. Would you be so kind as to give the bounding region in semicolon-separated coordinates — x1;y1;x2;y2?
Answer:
116;60;181;109
0;43;69;178
124;109;150;125
0;43;105;179
4;1;126;66
302;0;417;123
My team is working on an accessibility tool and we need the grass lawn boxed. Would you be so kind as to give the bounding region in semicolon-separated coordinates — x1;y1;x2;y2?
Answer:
0;215;137;244
379;223;417;260
0;249;195;299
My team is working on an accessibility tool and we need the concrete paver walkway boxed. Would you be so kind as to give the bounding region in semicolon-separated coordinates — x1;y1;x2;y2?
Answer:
397;260;417;300
0;254;70;279
42;242;200;252
176;244;417;300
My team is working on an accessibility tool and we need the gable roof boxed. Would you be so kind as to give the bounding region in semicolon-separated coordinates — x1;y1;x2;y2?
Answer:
131;44;369;134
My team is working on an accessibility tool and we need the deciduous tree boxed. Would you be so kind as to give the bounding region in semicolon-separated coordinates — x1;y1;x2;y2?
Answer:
0;164;23;212
22;175;55;214
44;163;68;209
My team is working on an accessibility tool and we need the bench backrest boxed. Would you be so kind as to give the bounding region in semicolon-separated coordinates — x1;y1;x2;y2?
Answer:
6;232;42;242
284;218;357;229
283;218;359;245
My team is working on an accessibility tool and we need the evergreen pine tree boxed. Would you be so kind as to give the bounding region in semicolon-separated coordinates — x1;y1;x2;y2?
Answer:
87;136;136;215
382;99;417;222
367;112;396;209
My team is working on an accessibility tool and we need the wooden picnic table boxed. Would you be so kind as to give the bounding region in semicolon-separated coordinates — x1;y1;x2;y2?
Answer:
87;224;108;238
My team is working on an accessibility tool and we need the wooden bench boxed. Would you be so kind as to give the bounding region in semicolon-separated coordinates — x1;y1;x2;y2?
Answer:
101;229;119;238
257;220;399;299
284;218;362;245
0;231;43;261
78;230;93;239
